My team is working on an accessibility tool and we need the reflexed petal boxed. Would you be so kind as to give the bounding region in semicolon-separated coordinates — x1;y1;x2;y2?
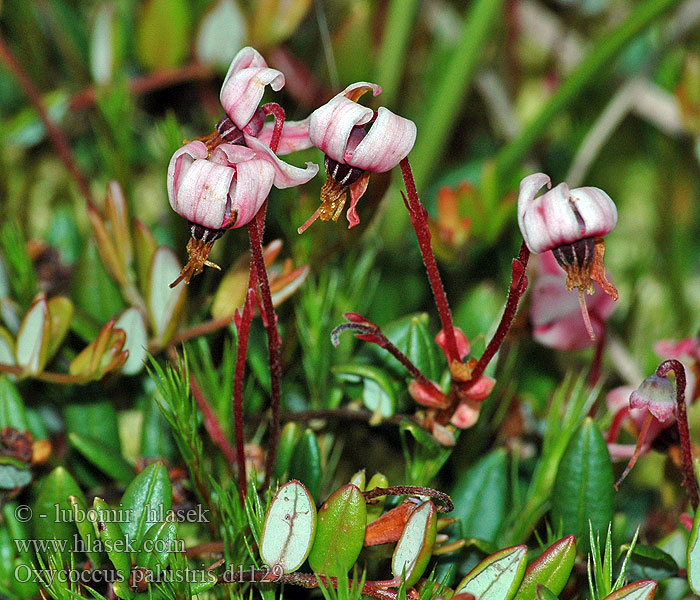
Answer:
568;186;618;237
520;183;581;254
210;143;257;165
436;328;470;361
173;159;234;229
516;172;551;237
228;156;276;227
244;134;319;188
167;141;208;212
258;117;314;155
349;107;416;172
309;96;374;163
220;48;285;129
337;81;382;102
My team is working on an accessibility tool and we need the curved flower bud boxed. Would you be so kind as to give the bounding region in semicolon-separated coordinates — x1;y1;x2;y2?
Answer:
630;374;676;423
435;328;470;361
299;81;417;233
517;173;619;341
220;46;285;130
450;400;480;429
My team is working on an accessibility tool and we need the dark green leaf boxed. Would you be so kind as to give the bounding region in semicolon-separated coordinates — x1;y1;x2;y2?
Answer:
288;429;323;501
135;520;178;570
451;449;508;543
68;432;134;484
621;544;678;581
551;418;614;551
93;497;132;588
0;377;29;430
65;400;121;452
70;494;104;568
120;461;173;548
455;544;527;600
32;467;84;559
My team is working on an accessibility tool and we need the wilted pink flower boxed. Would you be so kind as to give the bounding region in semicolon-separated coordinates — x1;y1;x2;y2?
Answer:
167;140;317;286
531;251;615;350
655;337;700;366
298;82;417;232
517;173;618;340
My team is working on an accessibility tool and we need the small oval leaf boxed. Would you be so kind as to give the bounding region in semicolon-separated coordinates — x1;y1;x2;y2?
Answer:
392;500;437;586
115;308;148;375
148;247;186;346
517;536;577;600
120;461;173;548
260;480;317;573
68;432;134;484
308;484;366;577
455;545;528;600
15;296;49;375
93;497;132;579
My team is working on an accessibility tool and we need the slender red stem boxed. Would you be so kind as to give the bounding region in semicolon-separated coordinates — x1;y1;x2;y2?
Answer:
233;290;256;501
399;158;460;364
362;486;454;512
189;374;237;467
657;359;700;511
331;320;434;385
0;33;93;205
464;241;530;387
261;102;286;154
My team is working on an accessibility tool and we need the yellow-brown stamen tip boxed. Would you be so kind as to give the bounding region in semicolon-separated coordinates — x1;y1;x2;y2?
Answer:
318;178;349;222
590;237;618;301
193;129;223;155
169;238;220;288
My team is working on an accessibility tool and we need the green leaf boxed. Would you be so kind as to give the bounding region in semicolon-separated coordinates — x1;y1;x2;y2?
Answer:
451;449;508;543
68;433;134;484
93;497;132;588
120;462;173;548
516;536;577;600
274;422;300;481
32;467;85;559
455;545;528;600
602;580;657;599
148;247;186;346
309;484;366;577
391;500;437;587
388;313;441;381
288;429;323;501
536;585;560;600
261;480;317;574
15;295;50;375
135;520;178;570
333;363;398;419
65;400;121;452
551;418;614;550
688;496;700;593
0;377;29;430
115;308;148;375
70;494;104;568
45;296;73;361
137;0;190;71
622;544;678;581
366;472;389;523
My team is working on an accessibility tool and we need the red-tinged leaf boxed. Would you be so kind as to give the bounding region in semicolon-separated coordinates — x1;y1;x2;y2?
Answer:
603;580;657;599
392;500;437;586
365;500;419;546
516;536;577;600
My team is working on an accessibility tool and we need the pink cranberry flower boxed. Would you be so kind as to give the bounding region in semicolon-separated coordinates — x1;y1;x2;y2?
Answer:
531;250;615;350
167;140;317;286
517;173;618;339
220;47;285;132
298;82;417;233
